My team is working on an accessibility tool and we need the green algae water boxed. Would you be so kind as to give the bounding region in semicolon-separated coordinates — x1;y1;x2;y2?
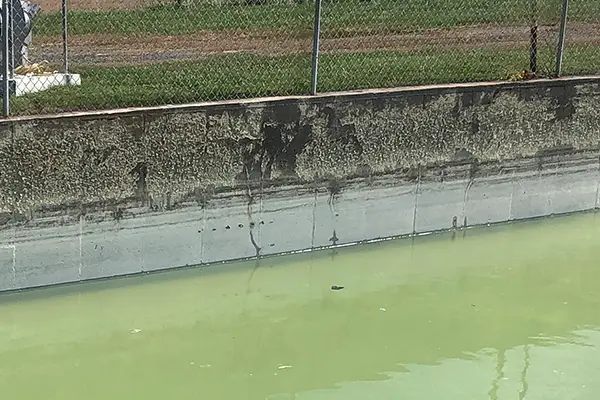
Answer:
2;213;600;400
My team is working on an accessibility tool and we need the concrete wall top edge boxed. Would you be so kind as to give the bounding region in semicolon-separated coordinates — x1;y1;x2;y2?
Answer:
3;75;599;123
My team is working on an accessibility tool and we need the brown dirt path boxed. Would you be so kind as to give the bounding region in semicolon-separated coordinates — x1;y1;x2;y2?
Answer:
36;0;166;12
28;22;600;67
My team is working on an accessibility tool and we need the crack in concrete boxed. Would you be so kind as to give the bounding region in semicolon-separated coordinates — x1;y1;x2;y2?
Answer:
461;161;477;229
78;215;83;280
244;170;261;258
327;189;339;246
311;188;317;248
508;170;516;221
243;170;261;292
412;169;421;235
249;228;261;257
200;200;206;264
595;153;600;210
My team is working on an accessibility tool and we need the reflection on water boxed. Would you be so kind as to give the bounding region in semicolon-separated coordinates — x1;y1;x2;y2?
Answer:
292;330;600;400
1;213;600;399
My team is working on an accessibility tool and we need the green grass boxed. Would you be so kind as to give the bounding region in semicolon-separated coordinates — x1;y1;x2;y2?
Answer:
14;0;599;115
34;0;600;37
11;45;599;115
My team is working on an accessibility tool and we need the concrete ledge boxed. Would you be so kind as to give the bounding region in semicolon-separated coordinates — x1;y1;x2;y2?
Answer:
3;75;599;122
0;76;599;291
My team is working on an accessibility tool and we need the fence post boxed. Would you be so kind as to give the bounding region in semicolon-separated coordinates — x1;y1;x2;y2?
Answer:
310;0;322;95
529;0;538;74
62;0;69;81
555;0;569;77
2;0;10;117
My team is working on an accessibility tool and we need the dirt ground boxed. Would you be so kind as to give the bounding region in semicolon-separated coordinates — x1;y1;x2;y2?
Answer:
36;0;167;12
30;1;600;68
29;22;600;68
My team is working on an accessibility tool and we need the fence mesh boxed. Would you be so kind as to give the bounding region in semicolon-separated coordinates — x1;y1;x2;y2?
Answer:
561;0;600;76
2;0;599;115
318;0;562;90
20;0;314;114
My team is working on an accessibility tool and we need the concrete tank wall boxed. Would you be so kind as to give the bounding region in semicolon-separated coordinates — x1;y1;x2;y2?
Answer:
1;77;599;291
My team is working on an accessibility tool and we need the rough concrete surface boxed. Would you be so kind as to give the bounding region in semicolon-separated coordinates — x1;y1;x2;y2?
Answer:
1;77;599;291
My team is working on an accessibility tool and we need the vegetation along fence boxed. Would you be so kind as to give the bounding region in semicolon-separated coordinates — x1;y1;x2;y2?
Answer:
1;0;599;116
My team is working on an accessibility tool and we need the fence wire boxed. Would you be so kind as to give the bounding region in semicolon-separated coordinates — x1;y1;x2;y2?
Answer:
318;0;564;90
561;0;600;76
1;0;599;115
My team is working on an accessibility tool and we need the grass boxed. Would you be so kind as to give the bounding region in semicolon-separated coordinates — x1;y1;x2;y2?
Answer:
33;0;600;37
13;0;600;115
10;45;599;115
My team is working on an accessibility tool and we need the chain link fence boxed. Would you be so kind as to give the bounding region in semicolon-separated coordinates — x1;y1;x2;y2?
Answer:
561;0;600;76
1;0;599;115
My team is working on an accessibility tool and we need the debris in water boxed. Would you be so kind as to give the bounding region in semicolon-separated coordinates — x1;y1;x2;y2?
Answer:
331;285;344;291
130;329;141;334
278;365;292;370
379;308;386;312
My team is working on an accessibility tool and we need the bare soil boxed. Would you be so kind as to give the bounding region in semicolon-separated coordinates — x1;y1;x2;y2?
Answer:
28;22;600;68
36;0;167;12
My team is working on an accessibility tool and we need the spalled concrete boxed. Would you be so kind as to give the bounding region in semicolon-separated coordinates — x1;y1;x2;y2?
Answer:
1;77;599;291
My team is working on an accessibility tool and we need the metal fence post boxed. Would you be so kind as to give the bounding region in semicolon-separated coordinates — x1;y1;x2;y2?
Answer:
310;0;322;95
2;0;10;117
9;0;12;79
62;0;69;82
529;0;538;74
555;0;569;77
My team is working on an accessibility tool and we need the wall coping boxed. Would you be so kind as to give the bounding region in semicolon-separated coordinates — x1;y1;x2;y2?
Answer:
3;75;600;123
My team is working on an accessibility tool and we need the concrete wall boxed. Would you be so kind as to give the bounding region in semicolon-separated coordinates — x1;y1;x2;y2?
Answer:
1;77;600;291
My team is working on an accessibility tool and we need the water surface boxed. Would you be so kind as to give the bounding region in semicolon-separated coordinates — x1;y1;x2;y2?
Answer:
2;213;600;399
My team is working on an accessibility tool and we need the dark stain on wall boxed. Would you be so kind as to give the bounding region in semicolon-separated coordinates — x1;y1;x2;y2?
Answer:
322;106;362;159
238;103;313;182
405;94;425;108
476;87;501;106
237;102;364;184
553;84;577;121
130;161;148;202
461;91;475;109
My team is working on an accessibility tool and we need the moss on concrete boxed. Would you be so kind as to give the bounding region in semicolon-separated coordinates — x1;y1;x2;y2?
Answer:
1;78;599;223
